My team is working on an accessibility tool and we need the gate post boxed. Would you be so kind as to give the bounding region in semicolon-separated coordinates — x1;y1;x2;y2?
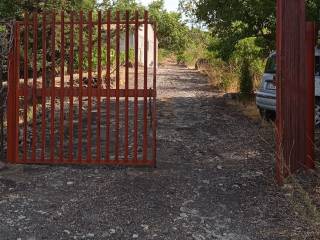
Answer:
305;22;316;169
7;21;17;163
276;0;307;184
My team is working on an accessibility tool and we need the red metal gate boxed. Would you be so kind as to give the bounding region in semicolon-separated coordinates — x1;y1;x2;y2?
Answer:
7;10;157;166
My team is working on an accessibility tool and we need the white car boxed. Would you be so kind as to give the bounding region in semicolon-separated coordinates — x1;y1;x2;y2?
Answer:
256;49;320;127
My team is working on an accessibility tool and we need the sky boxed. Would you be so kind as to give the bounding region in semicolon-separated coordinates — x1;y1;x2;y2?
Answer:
138;0;179;11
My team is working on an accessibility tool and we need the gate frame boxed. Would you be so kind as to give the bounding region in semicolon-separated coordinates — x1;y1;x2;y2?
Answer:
7;10;158;166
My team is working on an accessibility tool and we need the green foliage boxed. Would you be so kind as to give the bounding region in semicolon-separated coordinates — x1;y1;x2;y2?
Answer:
178;28;210;65
306;0;320;21
158;48;172;63
173;28;212;66
149;0;189;53
204;57;239;92
231;37;265;89
106;0;145;17
203;37;265;94
0;0;96;19
180;0;320;61
233;37;262;62
0;0;19;19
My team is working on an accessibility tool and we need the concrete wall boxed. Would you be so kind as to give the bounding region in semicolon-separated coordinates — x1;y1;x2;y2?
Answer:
120;24;158;67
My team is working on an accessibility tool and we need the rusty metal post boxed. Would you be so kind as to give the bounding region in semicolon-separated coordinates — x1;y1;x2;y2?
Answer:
305;22;316;169
7;21;17;163
152;22;157;167
276;0;307;184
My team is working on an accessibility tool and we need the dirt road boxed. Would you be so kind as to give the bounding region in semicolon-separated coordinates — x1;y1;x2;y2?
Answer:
0;64;319;240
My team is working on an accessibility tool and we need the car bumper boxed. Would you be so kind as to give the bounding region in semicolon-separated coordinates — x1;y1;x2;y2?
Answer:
256;91;276;111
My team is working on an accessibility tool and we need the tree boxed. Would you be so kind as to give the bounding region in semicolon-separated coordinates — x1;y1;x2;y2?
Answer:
179;0;320;60
149;0;189;53
0;0;97;20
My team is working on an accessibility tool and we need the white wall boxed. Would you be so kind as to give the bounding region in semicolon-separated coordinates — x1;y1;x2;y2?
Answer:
120;24;158;68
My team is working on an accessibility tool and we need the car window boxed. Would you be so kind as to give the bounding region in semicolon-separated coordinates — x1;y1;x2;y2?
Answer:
265;55;320;76
265;55;276;74
316;56;320;76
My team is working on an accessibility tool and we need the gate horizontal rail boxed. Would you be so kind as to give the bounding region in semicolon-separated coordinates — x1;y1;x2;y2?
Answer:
7;10;157;166
17;20;155;25
19;88;155;98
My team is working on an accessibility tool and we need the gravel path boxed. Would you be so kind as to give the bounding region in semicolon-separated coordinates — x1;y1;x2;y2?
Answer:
0;64;320;240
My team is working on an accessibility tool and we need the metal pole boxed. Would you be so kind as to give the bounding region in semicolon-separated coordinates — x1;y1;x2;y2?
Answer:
276;0;307;184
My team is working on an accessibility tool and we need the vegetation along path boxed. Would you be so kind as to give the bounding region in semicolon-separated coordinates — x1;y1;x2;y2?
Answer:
1;64;320;239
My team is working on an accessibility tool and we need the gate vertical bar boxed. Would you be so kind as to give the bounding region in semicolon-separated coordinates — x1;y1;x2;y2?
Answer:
69;12;75;161
106;10;111;162
50;12;56;162
15;23;20;162
143;11;148;162
31;13;38;162
7;22;17;163
152;22;157;166
276;0;283;183
23;13;29;162
106;10;111;161
0;40;2;160
87;11;93;162
0;55;3;161
78;11;83;162
59;11;65;162
134;11;139;163
97;11;102;162
115;11;120;161
125;10;129;162
41;13;47;161
305;22;316;169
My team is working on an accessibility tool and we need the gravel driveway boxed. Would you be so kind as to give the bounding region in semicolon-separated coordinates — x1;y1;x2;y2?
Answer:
0;64;320;240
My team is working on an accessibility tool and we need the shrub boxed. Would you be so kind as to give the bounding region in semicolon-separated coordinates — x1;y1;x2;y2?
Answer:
158;48;173;64
205;57;239;92
231;37;265;91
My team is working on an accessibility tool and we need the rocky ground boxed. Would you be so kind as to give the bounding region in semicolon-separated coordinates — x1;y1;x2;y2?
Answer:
0;64;320;240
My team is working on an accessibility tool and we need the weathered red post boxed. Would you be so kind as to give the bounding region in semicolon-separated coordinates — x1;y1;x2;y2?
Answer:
276;0;315;183
305;22;317;169
7;21;17;163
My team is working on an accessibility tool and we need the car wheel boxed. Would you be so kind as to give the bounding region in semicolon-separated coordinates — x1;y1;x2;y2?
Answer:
315;103;320;128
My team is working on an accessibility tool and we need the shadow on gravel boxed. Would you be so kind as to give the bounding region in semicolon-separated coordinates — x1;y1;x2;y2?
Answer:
0;64;319;240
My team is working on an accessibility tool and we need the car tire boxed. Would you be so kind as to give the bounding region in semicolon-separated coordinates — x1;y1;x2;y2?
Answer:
315;102;320;128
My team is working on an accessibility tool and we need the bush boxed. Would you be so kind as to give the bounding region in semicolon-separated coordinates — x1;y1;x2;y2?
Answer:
205;57;239;92
231;37;265;90
158;48;173;63
176;52;187;65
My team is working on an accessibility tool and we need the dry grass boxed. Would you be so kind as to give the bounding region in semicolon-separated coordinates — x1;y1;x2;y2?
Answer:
197;62;239;93
225;99;261;121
